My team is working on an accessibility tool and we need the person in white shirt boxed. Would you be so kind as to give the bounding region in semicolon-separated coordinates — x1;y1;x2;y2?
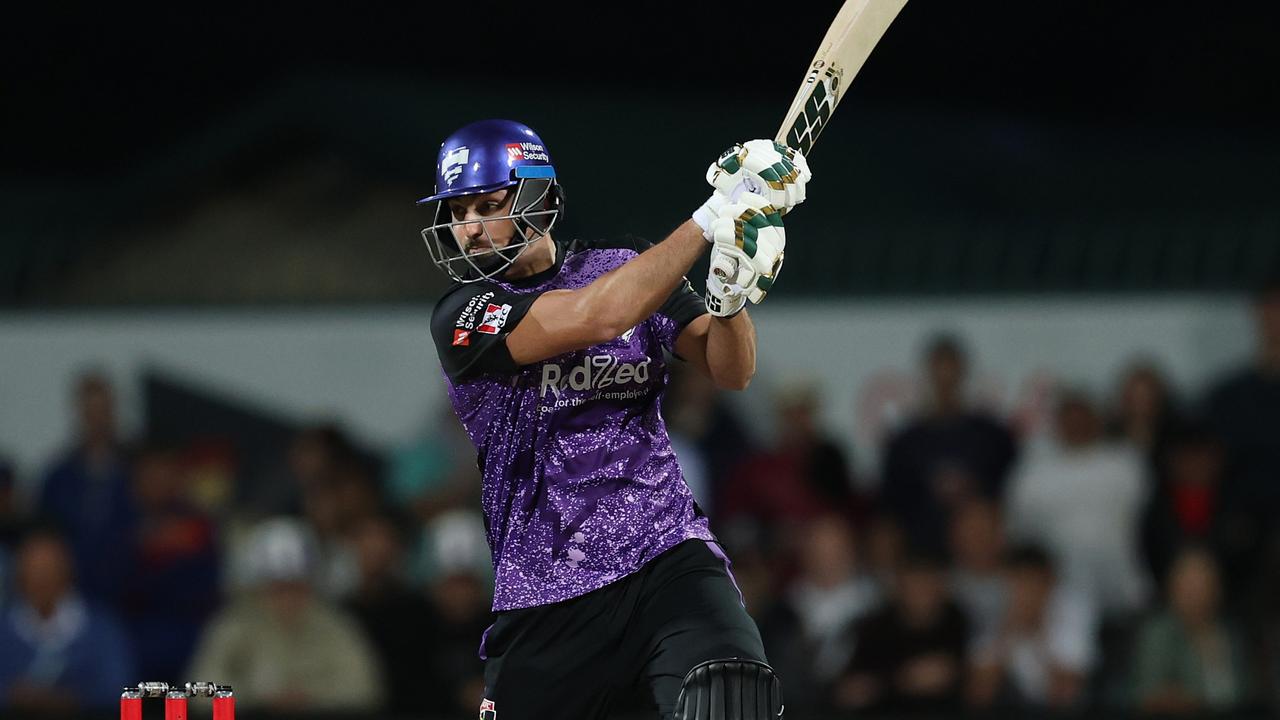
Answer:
1005;391;1150;616
969;544;1098;709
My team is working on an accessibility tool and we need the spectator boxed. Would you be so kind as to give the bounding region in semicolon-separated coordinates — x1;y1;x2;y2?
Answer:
1255;545;1280;712
301;454;383;599
122;441;220;681
418;511;492;717
720;379;860;528
344;514;433;717
423;568;492;716
1141;425;1233;594
969;544;1098;710
1132;545;1249;713
661;367;714;514
187;517;384;712
880;334;1018;555
1202;277;1280;602
36;371;137;608
1108;359;1183;469
249;422;355;518
0;459;22;603
863;515;907;595
663;362;755;516
765;515;881;710
386;405;478;522
833;550;969;713
0;529;134;712
1005;390;1150;616
949;498;1009;642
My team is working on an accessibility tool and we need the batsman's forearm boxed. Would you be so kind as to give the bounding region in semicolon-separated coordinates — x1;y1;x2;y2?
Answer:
580;220;707;337
705;311;756;390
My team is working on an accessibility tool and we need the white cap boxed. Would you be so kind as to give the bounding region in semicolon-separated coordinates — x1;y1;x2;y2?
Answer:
244;517;318;585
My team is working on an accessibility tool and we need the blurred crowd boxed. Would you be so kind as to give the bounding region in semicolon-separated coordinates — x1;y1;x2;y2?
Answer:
1;282;1278;717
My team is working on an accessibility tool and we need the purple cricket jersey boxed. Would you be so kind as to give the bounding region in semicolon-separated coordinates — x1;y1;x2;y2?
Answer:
430;237;717;611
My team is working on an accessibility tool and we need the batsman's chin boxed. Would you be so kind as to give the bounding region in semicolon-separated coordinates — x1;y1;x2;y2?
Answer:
464;245;510;264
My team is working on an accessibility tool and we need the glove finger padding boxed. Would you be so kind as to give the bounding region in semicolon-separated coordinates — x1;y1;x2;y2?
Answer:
707;139;810;215
708;192;785;305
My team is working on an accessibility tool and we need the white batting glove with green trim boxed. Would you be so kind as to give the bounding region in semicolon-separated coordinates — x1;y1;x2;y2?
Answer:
707;139;811;215
705;192;785;312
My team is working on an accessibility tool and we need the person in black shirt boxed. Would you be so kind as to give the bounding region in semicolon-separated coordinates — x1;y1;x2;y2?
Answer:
880;334;1018;556
1201;277;1280;605
832;549;970;713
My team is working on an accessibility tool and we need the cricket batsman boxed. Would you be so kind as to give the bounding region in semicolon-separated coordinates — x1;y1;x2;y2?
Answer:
420;119;808;720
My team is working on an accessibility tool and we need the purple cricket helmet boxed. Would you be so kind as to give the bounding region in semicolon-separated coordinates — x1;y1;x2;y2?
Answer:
418;119;564;283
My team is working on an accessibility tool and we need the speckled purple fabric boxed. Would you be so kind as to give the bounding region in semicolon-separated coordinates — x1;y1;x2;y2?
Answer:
444;244;715;611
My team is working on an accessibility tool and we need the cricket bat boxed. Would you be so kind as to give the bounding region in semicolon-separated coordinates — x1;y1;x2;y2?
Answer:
777;0;908;155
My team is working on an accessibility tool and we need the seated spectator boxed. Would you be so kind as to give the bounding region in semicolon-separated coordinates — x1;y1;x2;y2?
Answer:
880;334;1018;556
969;544;1098;710
863;515;906;595
249;422;355;518
302;454;384;599
187;517;384;712
1254;545;1280;712
386;406;479;522
418;512;493;717
36;371;137;608
344;514;433;717
0;528;134;712
721;379;860;528
122;441;220;681
764;515;881;710
1141;425;1233;594
949;498;1009;642
1005;390;1150;616
1132;545;1249;713
832;549;969;713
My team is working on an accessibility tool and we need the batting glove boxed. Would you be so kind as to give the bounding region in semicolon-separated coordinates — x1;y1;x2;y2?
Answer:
704;191;785;314
707;139;811;215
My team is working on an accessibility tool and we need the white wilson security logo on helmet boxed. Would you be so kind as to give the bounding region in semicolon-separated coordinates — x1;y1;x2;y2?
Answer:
505;142;549;163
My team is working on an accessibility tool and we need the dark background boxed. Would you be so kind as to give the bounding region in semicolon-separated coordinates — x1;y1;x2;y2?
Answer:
3;1;1278;304
7;1;1280;171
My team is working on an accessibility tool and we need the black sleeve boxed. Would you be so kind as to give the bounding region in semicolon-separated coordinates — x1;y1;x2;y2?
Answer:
661;275;707;330
430;283;541;381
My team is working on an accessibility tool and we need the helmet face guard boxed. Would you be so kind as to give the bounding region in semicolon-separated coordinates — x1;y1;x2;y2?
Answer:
420;169;563;283
417;119;563;283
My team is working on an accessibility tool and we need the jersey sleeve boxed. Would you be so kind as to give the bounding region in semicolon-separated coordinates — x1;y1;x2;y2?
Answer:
659;275;707;333
430;283;540;381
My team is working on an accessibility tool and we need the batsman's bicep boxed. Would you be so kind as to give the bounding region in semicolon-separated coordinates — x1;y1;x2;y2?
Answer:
673;315;712;376
506;289;606;366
